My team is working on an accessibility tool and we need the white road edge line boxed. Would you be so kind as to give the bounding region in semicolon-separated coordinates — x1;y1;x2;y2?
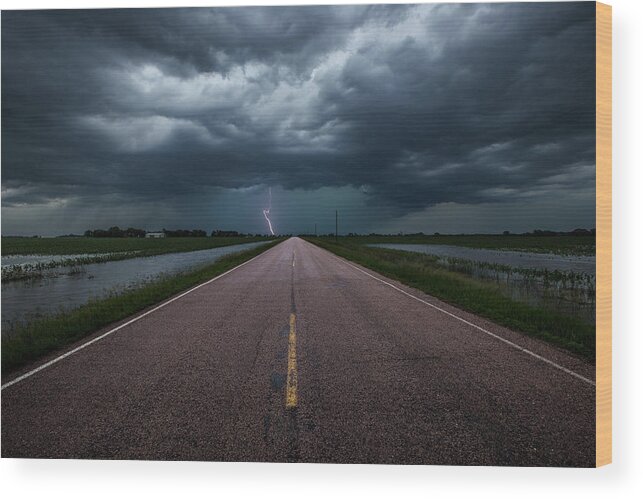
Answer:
1;246;275;391
324;248;595;387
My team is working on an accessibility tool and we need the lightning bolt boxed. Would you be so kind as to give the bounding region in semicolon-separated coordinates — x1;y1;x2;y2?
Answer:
263;187;275;235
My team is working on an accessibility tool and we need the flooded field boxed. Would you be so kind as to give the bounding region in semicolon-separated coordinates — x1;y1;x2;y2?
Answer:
369;243;596;324
1;241;268;334
368;243;595;274
2;253;115;266
1;252;141;281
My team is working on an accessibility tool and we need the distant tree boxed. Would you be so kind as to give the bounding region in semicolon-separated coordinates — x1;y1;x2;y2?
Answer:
164;228;208;237
125;227;146;238
105;226;122;237
211;230;240;237
84;226;147;237
503;230;511;235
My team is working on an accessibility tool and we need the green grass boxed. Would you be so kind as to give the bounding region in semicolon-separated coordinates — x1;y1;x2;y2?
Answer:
305;238;595;360
1;239;283;376
336;234;595;256
1;236;275;257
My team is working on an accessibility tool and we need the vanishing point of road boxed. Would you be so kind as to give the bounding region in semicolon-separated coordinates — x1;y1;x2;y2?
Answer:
1;238;595;466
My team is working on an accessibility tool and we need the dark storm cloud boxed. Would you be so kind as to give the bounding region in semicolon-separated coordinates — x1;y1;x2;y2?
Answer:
1;3;595;232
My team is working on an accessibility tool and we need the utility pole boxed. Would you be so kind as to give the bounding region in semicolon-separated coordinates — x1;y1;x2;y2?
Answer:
314;223;317;236
335;210;338;242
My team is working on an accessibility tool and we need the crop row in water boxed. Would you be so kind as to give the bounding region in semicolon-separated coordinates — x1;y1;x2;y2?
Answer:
1;237;279;282
439;256;595;290
432;256;595;324
1;252;140;282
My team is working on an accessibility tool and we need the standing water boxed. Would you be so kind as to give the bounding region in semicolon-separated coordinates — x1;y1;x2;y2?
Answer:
1;241;269;334
367;244;595;274
368;243;596;323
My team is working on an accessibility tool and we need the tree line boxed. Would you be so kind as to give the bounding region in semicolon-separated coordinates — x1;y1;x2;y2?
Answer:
83;227;259;238
84;227;147;238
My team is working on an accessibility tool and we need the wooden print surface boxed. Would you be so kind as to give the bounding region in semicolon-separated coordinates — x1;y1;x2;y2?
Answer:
1;2;608;467
596;1;612;468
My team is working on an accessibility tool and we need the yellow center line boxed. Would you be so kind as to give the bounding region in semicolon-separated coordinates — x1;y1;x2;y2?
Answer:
286;313;298;408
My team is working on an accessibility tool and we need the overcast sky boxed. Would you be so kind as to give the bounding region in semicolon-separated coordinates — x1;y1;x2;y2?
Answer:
1;3;596;236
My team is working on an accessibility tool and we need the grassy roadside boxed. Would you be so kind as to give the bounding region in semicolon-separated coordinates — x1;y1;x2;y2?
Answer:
305;238;595;360
1;239;283;376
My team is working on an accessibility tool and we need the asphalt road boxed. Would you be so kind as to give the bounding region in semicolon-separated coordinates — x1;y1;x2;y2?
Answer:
1;237;595;466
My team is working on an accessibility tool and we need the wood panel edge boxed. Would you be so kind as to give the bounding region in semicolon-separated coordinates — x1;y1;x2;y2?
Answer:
595;0;612;468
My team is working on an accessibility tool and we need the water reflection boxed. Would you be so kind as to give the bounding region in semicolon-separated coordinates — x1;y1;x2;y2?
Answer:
368;243;595;274
368;243;595;324
1;241;268;334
